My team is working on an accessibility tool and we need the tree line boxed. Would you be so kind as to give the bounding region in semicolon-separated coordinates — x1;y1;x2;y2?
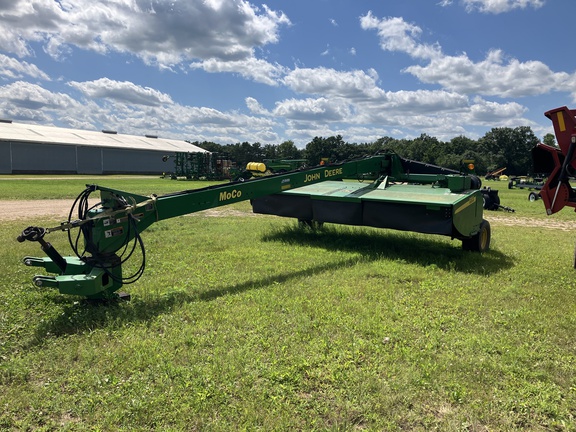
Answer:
193;127;556;176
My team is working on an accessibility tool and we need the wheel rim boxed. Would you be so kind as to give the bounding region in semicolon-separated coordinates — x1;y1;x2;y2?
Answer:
479;228;488;250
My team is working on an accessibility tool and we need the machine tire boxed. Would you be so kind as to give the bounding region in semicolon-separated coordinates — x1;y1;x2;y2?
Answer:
470;175;482;190
492;191;500;210
528;191;539;202
482;190;500;210
462;219;491;252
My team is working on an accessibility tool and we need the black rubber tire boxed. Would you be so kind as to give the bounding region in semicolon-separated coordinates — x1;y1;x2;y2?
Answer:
493;193;501;207
528;192;538;202
482;193;491;210
462;219;491;252
482;191;501;210
482;193;495;210
470;175;482;190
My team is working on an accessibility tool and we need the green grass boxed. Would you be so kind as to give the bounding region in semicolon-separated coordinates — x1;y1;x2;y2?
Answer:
0;175;225;199
486;179;576;221
1;177;576;430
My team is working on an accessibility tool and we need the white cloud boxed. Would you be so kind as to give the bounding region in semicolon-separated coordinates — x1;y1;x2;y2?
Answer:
283;67;385;100
68;78;174;106
405;49;576;98
0;81;86;124
0;0;291;68
0;54;51;80
190;57;288;86
467;97;526;122
360;13;575;100
0;2;559;146
360;12;442;60
351;89;469;128
0;81;78;110
273;97;351;121
250;60;534;141
382;90;469;112
245;97;270;116
278;95;532;142
0;0;67;57
0;80;278;143
462;0;546;13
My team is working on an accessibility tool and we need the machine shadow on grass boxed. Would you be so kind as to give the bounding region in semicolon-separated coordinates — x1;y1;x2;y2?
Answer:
25;255;382;347
26;224;512;347
261;224;513;275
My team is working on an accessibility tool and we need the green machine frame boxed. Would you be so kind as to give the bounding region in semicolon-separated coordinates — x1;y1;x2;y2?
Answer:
18;152;489;300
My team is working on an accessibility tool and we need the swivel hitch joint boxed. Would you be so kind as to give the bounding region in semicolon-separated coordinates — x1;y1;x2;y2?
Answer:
17;226;47;244
17;226;68;273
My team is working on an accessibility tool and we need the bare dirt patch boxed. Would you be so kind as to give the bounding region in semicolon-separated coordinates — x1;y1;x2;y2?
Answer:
199;208;261;218
0;200;259;221
484;213;576;231
3;200;576;231
0;200;85;221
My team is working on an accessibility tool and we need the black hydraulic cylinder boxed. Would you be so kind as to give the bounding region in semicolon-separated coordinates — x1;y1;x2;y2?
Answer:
17;226;67;273
40;241;68;273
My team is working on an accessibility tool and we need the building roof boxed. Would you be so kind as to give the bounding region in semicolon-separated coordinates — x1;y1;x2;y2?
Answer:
0;120;208;153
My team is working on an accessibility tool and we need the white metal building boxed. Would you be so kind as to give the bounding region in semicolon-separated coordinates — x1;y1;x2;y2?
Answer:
0;120;208;174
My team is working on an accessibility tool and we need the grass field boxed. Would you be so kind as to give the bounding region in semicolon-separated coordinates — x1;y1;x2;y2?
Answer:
1;177;575;430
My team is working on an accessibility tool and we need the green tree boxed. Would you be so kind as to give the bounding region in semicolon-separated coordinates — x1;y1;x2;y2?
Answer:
224;142;266;167
367;136;400;154
263;144;278;159
447;136;477;156
478;126;539;176
191;141;223;153
304;135;346;165
543;133;556;147
276;140;303;159
433;136;486;173
412;134;442;164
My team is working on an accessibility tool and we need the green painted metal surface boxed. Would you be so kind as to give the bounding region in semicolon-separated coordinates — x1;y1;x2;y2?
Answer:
253;178;483;240
281;181;473;205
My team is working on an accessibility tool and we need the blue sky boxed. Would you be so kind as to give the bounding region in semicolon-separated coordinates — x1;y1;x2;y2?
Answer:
0;0;574;147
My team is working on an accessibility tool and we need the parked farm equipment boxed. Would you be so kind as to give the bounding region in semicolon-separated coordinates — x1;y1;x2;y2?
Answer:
234;159;307;181
162;152;236;180
485;167;506;181
507;176;545;201
18;151;490;300
248;158;307;174
478;187;514;212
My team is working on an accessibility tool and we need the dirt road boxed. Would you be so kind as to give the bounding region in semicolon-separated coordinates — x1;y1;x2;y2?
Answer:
0;200;256;221
3;199;576;230
1;200;85;220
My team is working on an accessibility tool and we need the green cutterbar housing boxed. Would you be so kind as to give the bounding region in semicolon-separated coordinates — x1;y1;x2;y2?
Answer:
252;175;483;243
